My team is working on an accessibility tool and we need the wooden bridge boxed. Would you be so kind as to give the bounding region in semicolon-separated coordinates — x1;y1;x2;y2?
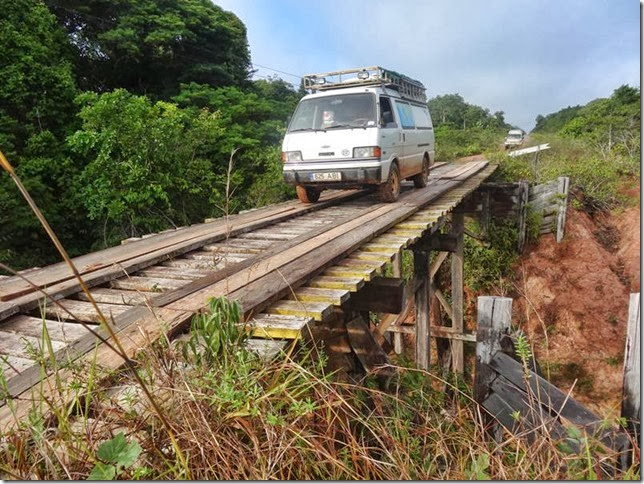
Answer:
0;160;495;429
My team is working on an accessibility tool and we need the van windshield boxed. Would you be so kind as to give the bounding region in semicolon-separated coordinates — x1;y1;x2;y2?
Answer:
288;93;376;132
508;133;523;139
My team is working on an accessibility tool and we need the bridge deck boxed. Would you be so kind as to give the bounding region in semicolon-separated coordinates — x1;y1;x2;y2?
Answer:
0;160;496;430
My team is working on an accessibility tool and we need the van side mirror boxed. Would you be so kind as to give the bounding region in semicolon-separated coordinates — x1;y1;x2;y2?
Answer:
382;111;393;126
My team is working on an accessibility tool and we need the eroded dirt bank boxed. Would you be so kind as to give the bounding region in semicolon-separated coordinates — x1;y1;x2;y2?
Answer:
513;197;640;415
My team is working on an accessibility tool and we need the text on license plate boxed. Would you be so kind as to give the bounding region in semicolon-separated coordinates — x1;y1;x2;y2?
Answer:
310;172;341;181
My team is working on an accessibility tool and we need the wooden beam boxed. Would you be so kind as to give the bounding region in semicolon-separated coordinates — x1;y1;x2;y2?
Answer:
413;250;431;370
345;277;407;314
391;249;404;354
517;180;529;252
412;233;457;253
450;211;464;374
429;251;449;279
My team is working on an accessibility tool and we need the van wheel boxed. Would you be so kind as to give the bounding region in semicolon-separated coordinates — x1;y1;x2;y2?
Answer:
412;156;430;188
296;185;320;203
378;164;400;202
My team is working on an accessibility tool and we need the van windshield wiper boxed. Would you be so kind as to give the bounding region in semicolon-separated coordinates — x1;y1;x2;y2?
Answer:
324;123;354;130
289;128;326;133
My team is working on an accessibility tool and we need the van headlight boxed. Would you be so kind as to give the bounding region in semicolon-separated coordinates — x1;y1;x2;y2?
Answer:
281;151;302;162
353;146;381;158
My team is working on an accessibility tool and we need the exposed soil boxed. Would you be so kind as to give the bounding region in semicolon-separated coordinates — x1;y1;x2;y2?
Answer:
512;191;640;415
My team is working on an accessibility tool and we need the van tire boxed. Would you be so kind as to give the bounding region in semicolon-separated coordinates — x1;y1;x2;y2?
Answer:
378;164;400;202
296;185;321;203
412;155;430;188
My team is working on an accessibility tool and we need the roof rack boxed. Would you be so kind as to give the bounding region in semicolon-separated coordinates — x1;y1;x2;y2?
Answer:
302;66;427;103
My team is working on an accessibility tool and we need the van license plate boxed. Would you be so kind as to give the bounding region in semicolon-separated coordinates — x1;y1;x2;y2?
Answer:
310;172;341;181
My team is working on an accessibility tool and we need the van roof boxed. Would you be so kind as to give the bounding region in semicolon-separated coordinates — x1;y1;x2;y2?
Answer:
299;85;425;104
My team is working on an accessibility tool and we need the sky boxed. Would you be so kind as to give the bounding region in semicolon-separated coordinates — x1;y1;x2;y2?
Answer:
212;0;640;131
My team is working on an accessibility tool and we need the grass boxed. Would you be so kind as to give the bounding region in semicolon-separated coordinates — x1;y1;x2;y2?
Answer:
0;298;639;479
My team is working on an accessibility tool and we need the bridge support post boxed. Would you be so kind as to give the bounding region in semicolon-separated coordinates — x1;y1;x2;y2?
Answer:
413;249;432;370
392;250;404;354
451;211;465;374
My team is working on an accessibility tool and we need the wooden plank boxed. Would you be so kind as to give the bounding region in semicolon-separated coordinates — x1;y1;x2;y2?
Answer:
0;189;362;309
42;299;128;323
555;176;569;243
0;307;194;429
138;266;210;280
474;296;512;403
352;251;395;262
76;288;157;306
0;331;66;358
308;276;365;292
489;352;604;431
323;266;378;281
621;293;640;436
517;180;529;252
291;287;349;305
0;315;91;342
451;211;464;374
110;276;184;292
265;300;332;321
247;314;312;339
1;355;35;378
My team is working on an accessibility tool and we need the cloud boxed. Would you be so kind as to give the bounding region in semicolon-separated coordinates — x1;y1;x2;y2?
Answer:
213;0;639;130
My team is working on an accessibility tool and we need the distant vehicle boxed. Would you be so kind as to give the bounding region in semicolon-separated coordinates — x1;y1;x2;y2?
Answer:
504;129;525;149
282;66;435;203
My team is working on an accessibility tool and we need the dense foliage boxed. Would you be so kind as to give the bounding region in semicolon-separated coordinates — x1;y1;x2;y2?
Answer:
0;0;298;270
427;93;512;160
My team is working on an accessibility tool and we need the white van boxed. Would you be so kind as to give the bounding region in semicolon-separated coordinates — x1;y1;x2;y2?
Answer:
282;66;435;203
504;129;524;149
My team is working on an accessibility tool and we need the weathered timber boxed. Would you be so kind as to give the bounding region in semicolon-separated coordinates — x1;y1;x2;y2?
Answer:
474;296;512;403
345;276;407;314
412;233;457;252
450;211;465;374
413;249;431;370
1;161;494;428
555;176;570;243
0;315;91;342
0;189;362;310
346;316;394;386
621;293;640;437
516;180;529;252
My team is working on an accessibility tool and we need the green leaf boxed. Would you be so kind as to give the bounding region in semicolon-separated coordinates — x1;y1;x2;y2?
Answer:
88;462;116;481
96;432;142;471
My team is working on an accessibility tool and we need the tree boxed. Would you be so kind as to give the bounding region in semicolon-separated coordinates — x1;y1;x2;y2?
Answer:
0;0;86;270
67;89;225;245
47;0;252;98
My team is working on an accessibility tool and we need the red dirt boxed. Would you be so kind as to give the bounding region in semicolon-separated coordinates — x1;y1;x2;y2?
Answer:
513;195;640;415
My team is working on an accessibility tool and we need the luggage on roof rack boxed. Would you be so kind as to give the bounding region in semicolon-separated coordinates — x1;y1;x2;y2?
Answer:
302;66;427;103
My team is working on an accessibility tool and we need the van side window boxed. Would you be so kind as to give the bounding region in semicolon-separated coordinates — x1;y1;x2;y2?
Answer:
410;104;433;129
379;97;396;128
395;101;415;129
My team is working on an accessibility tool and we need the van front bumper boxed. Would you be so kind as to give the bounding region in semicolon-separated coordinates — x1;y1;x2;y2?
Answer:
282;160;383;186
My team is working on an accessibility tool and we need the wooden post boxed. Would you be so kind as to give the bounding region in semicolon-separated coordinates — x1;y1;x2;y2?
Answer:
481;189;491;237
474;297;512;403
622;293;640;437
555;176;570;243
392;250;403;354
451;211;464;373
414;249;431;370
516;180;529;252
